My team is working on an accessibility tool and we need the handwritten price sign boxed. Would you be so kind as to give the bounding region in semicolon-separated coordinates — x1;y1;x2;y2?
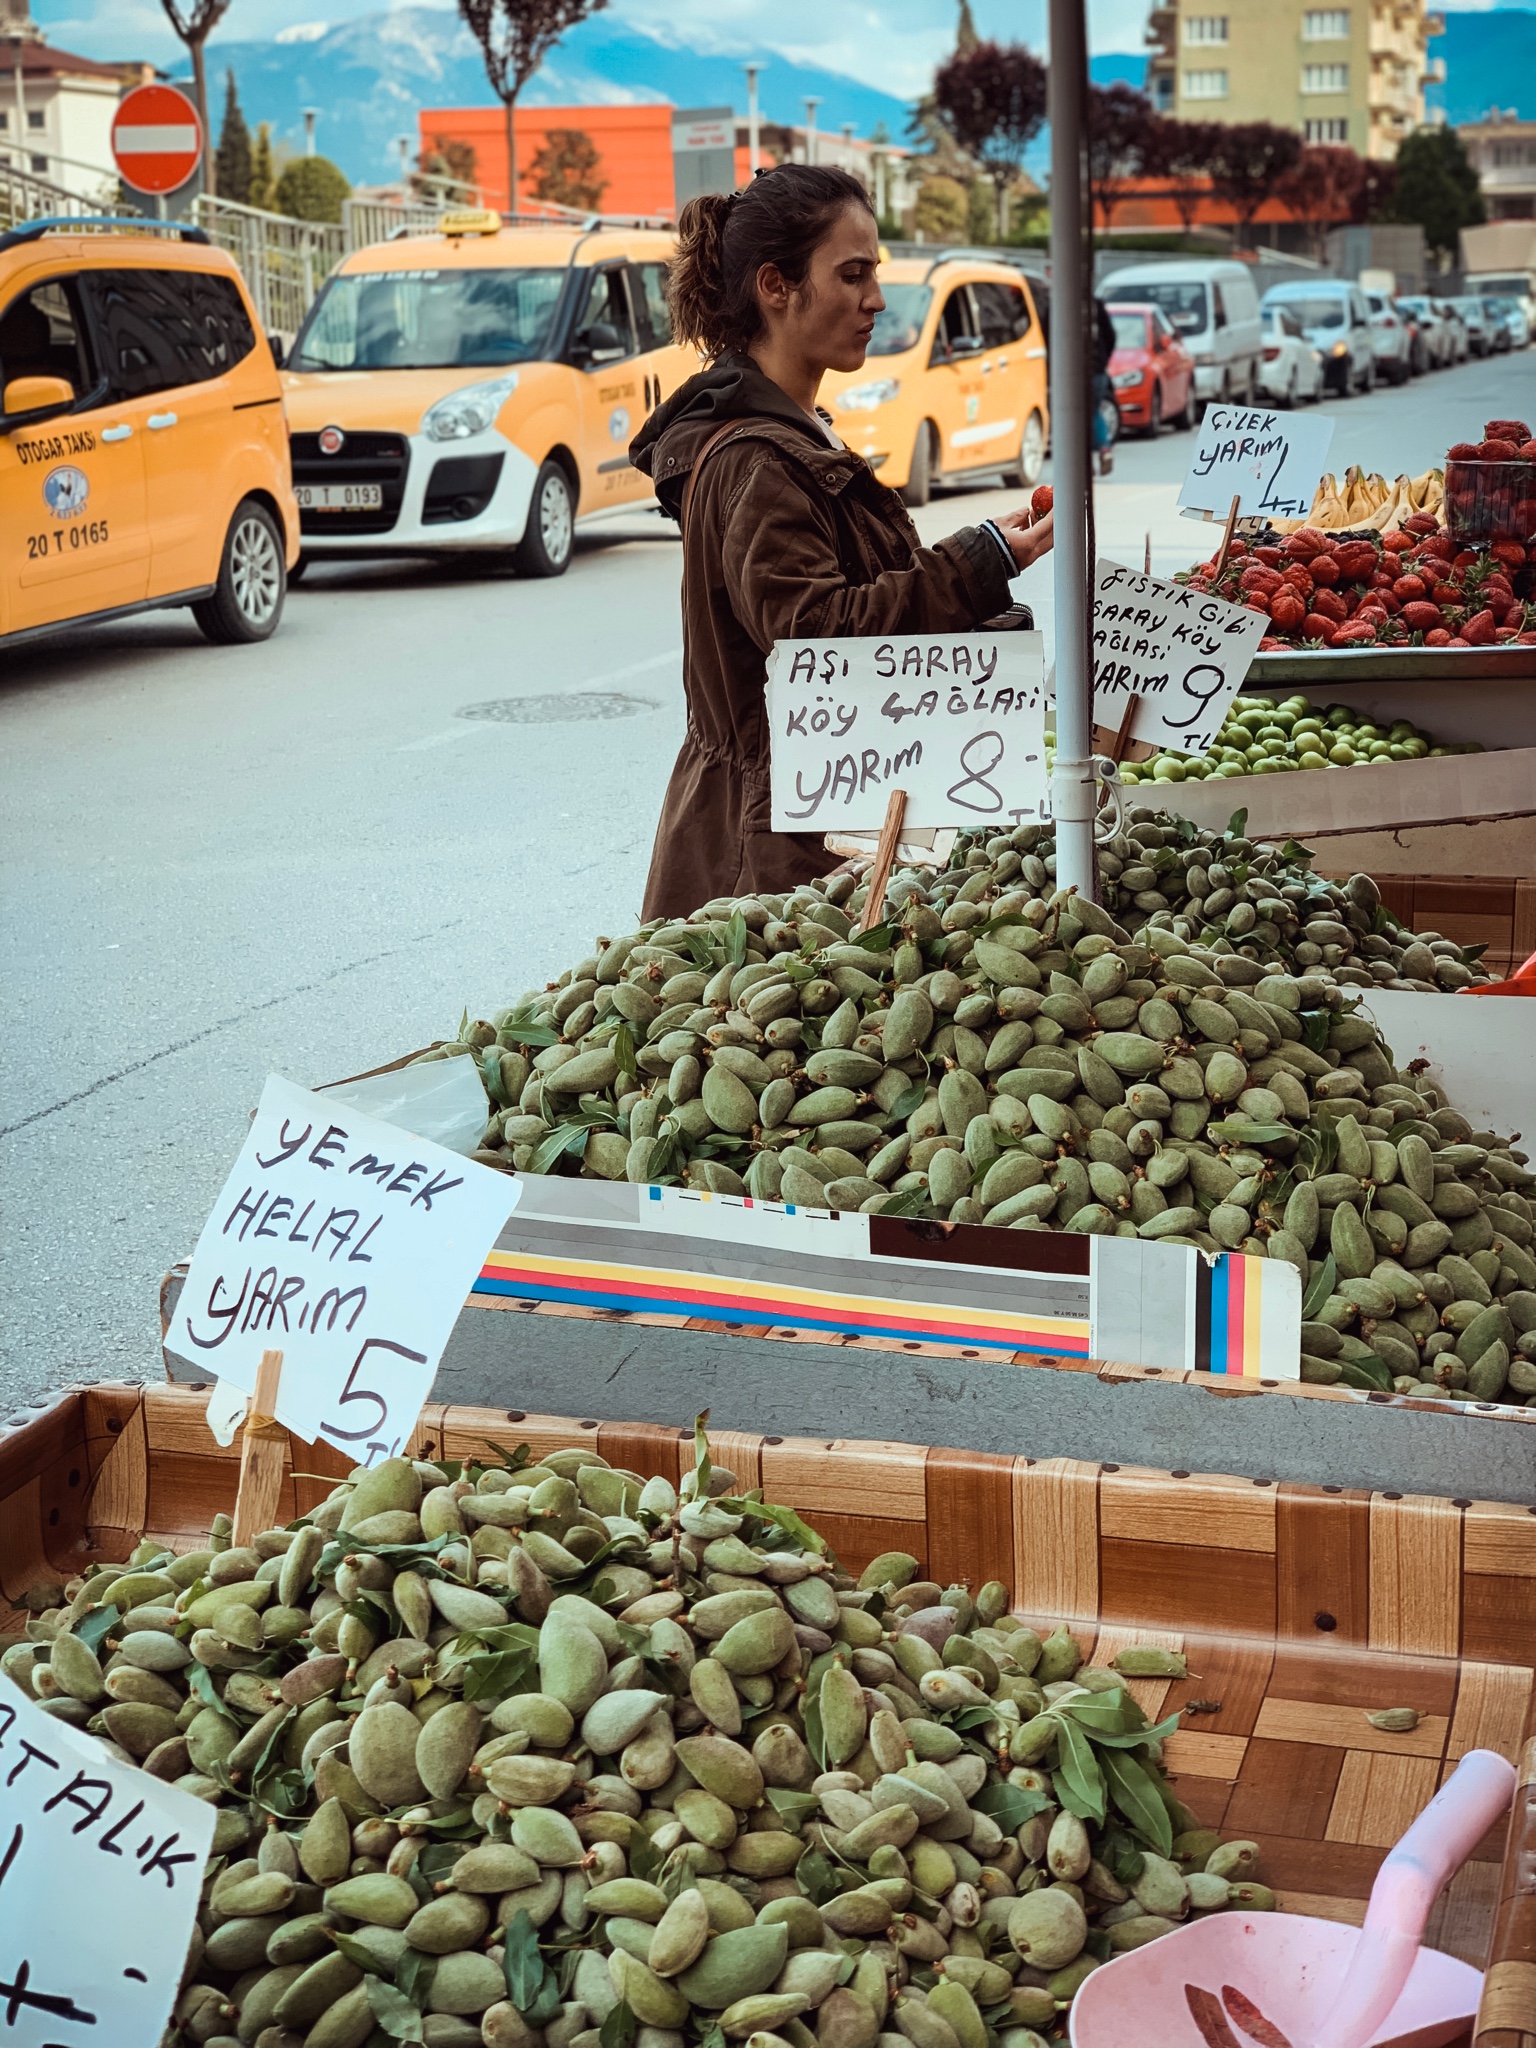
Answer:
0;1687;216;2048
766;633;1049;832
1178;402;1335;521
165;1076;517;1458
1093;560;1267;757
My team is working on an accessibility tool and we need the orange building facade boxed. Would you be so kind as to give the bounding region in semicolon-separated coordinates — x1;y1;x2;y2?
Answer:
417;103;676;217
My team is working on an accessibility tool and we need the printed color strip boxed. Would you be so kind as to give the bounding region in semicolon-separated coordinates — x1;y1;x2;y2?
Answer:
475;1250;1091;1356
1195;1253;1290;1378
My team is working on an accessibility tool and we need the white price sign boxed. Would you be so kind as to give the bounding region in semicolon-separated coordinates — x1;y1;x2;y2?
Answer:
767;633;1048;833
1093;559;1267;757
0;1685;216;2048
166;1075;517;1457
1178;402;1335;521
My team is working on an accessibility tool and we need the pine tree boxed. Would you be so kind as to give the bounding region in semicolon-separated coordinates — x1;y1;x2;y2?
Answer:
215;70;252;204
249;122;276;212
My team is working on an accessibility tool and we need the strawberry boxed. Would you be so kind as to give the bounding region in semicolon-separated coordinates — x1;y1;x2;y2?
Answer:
1302;613;1337;644
1401;600;1443;632
1496;626;1520;641
1333;620;1379;644
1480;440;1521;462
1269;592;1307;631
1393;574;1427;602
1484;418;1530;443
1239;564;1283;594
1258;635;1290;650
1031;485;1053;517
1283;527;1329;559
1490;542;1526;568
1424;627;1452;645
1312;588;1349;623
1282;565;1315;599
1453;550;1478;570
1309;555;1341;586
1447;442;1483;462
1519;442;1536;463
1461;608;1498;645
1381;529;1413;553
1404;512;1439;535
1253;546;1285;567
1432;582;1462;606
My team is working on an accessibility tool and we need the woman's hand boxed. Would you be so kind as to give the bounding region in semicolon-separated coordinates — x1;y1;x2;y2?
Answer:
994;505;1054;572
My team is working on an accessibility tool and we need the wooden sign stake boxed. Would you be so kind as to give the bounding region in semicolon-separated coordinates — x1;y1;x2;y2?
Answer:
857;788;908;934
1108;694;1141;766
233;1348;289;1548
1213;492;1241;576
1144;530;1152;575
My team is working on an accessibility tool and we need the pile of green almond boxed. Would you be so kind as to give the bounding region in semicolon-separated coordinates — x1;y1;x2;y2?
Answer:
434;820;1534;1407
3;1425;1270;2048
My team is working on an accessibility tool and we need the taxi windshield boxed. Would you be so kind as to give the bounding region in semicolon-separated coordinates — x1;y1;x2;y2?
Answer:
867;284;933;357
292;266;566;370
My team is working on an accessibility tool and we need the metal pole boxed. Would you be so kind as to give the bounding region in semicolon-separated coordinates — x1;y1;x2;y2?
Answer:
1047;0;1097;903
744;63;761;177
803;96;819;167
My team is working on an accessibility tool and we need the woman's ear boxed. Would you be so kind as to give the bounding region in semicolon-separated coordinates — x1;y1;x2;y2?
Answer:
755;261;792;318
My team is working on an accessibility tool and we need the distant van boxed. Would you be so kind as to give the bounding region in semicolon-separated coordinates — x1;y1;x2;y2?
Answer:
1097;259;1261;409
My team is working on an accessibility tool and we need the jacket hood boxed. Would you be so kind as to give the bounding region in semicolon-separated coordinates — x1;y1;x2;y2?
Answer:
630;352;834;510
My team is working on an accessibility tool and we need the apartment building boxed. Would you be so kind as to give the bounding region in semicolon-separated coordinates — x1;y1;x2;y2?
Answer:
1146;0;1442;158
1458;111;1536;220
0;1;145;200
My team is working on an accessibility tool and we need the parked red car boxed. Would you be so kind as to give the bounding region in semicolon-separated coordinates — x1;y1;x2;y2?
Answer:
1104;301;1197;434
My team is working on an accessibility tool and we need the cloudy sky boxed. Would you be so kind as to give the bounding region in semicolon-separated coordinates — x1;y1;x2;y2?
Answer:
34;0;1519;94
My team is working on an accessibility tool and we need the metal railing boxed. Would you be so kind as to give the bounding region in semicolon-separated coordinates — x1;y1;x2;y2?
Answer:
0;158;104;230
191;193;345;334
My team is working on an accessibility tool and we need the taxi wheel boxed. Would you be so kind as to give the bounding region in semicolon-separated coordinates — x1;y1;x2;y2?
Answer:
514;460;575;577
899;425;932;509
192;499;286;645
1004;410;1046;486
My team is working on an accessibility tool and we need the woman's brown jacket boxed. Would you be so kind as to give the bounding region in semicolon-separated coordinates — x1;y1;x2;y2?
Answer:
629;353;1015;920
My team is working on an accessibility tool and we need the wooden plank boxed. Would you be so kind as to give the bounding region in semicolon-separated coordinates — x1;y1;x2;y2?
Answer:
1465;1573;1536;1673
793;1512;930;1581
1010;1457;1099;1626
1449;1663;1536;1766
1254;1695;1451;1758
1477;1962;1536;2041
84;1399;148;1543
760;1436;928;1523
0;1478;49;1604
1514;878;1536;966
924;1446;1014;1597
1161;1731;1249;1780
1327;1750;1442;1847
1100;1536;1277;1639
1270;1640;1461;1716
1099;1467;1277;1553
1158;1636;1277;1737
1255;1834;1387;1897
1464;1502;1536;1580
596;1423;683;1485
1224;1738;1345;1841
1370;1492;1464;1659
1426;1860;1505;1967
1275;1890;1367;1927
1277;1483;1372;1646
436;1410;598;1468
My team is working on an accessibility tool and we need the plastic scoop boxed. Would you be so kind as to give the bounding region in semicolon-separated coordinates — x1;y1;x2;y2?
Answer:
1070;1747;1516;2048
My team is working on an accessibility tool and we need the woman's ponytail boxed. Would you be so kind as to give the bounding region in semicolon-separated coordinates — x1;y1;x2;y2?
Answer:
665;164;874;361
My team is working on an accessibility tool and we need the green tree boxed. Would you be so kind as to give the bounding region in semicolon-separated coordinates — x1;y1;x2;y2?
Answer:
215;70;252;204
966;176;994;242
275;154;351;223
249;122;277;211
913;174;969;242
1390;126;1484;259
528;126;607;211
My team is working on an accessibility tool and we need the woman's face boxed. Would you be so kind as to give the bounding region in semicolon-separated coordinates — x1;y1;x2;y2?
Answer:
758;203;885;374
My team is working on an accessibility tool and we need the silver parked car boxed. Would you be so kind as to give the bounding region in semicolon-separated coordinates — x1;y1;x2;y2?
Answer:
1395;296;1452;370
1434;300;1471;362
1451;296;1498;355
1483;296;1531;349
1364;290;1413;384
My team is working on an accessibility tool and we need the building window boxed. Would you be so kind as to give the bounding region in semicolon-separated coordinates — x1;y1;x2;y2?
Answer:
1303;9;1350;35
26;109;43;131
29;153;46;172
1183;15;1229;41
1305;117;1350;141
1301;63;1349;91
1183;68;1230;97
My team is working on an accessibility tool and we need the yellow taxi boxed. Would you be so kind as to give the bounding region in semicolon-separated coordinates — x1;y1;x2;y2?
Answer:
822;253;1049;505
0;216;297;647
280;212;696;577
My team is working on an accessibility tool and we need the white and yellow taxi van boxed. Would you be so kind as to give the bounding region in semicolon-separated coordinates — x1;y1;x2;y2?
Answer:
281;212;695;577
0;216;297;647
822;253;1050;505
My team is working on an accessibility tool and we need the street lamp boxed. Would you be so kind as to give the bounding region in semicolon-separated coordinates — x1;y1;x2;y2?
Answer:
396;133;413;190
303;107;318;157
743;61;763;178
803;96;820;167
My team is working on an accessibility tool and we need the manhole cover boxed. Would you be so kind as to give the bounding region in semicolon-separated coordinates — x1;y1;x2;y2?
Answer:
456;691;660;724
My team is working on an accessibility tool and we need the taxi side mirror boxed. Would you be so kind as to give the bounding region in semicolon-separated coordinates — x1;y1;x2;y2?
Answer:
573;321;625;364
3;373;73;422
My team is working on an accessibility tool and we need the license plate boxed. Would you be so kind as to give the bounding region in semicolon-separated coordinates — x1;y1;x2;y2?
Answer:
296;483;382;510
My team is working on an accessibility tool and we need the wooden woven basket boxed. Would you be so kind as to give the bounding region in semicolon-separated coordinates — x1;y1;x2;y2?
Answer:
2;1383;1532;2045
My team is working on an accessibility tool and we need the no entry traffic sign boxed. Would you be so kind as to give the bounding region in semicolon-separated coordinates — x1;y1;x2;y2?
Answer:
112;82;203;195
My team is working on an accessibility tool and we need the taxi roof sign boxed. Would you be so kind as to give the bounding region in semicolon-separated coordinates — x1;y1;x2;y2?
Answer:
439;209;503;237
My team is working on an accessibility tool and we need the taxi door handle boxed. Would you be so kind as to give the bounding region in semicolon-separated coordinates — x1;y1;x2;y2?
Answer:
101;423;133;442
997;356;1009;368
148;411;178;430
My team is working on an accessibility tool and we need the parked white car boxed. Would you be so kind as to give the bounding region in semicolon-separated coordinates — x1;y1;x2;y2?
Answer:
1483;296;1531;348
1257;303;1325;406
1261;280;1375;396
1395;295;1454;370
1434;300;1471;362
1364;290;1413;383
1451;296;1497;355
1099;258;1262;409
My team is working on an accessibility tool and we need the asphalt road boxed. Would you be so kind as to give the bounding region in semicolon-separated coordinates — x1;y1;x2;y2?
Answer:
2;347;1530;1413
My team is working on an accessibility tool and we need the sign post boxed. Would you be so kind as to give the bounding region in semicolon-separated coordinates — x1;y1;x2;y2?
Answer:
164;1076;518;1461
111;83;203;199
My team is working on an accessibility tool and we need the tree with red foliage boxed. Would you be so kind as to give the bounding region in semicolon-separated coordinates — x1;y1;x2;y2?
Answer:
457;0;606;216
1151;115;1225;239
1086;82;1158;234
1277;143;1364;260
1207;120;1303;244
931;40;1048;237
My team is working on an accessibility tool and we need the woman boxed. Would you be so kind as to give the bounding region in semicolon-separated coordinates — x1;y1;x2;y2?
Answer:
630;163;1054;920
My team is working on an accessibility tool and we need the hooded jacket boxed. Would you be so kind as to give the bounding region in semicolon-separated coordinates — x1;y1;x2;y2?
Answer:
629;351;1015;920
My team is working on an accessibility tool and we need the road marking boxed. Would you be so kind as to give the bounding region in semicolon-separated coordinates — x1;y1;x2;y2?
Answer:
393;648;682;752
